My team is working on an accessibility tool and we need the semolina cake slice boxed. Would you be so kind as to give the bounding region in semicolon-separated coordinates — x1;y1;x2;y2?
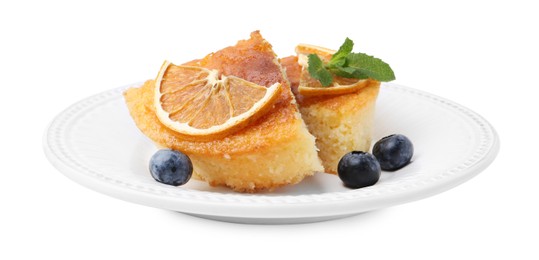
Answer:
281;55;380;174
124;31;323;192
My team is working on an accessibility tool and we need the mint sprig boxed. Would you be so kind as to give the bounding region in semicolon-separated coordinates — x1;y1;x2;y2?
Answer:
307;38;395;86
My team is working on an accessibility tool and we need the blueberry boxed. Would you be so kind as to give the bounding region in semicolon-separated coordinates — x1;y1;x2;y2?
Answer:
373;134;414;171
149;149;193;186
337;151;381;189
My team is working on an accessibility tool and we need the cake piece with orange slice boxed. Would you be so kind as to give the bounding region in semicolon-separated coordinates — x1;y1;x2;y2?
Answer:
124;31;323;192
281;39;393;174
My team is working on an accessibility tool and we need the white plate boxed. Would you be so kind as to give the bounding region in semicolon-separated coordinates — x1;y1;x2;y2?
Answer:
44;83;499;224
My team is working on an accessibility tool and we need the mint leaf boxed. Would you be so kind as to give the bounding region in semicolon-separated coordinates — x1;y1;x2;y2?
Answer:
328;37;353;67
344;53;395;81
307;54;333;87
328;66;363;79
306;37;395;86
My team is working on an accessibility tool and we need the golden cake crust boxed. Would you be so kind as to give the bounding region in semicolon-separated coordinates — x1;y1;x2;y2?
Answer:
124;32;302;156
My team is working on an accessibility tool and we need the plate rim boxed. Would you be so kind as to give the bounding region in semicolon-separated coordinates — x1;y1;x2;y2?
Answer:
43;82;500;219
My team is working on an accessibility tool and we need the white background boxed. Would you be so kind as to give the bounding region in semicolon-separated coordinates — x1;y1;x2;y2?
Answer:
1;0;537;259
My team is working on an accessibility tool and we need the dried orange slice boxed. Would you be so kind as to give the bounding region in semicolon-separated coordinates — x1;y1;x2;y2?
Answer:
295;44;372;96
154;60;281;139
